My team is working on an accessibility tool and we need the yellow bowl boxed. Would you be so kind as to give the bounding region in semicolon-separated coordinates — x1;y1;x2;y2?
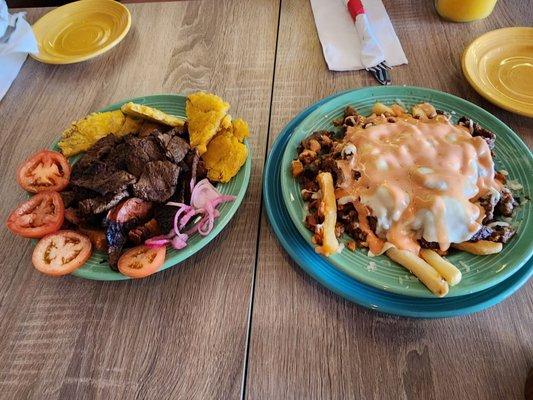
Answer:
462;27;533;118
31;0;131;65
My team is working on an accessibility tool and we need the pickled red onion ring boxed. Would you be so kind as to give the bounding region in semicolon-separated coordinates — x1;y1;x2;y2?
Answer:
145;179;236;250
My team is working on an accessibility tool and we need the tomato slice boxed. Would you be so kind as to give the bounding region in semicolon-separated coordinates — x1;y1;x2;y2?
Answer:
32;230;92;276
6;191;65;238
17;150;71;193
118;245;166;278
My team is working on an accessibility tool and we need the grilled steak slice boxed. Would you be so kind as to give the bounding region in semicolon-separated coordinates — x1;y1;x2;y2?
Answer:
139;121;165;138
154;204;176;235
104;141;129;171
64;207;84;226
496;187;516;217
61;191;77;208
124;135;167;177
489;224;515;243
155;132;190;164
71;158;109;181
78;190;129;215
132;160;180;203
128;219;160;245
470;223;516;244
458;117;496;150
469;225;493;242
419;239;440;249
478;193;499;223
106;198;152;269
172;150;207;204
78;227;108;251
72;167;136;196
87;134;121;158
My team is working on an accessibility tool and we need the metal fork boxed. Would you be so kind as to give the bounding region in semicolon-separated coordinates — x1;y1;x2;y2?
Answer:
367;61;392;85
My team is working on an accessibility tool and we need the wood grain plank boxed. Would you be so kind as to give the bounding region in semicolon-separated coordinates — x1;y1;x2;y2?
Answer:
0;1;279;399
246;0;533;399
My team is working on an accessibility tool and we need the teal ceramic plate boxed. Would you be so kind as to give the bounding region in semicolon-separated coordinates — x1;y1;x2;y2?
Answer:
280;86;533;297
51;94;251;280
264;89;532;317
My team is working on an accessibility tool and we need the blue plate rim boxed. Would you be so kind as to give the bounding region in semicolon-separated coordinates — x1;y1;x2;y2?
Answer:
279;85;533;297
263;87;532;318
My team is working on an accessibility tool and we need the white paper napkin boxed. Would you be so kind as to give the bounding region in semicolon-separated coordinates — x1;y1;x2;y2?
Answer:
0;2;38;101
310;0;408;71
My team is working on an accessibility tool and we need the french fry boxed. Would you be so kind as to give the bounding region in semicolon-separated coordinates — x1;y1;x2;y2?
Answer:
452;241;503;255
315;172;340;256
412;102;437;119
390;104;405;116
411;105;427;119
372;102;394;116
386;248;449;297
420;249;462;286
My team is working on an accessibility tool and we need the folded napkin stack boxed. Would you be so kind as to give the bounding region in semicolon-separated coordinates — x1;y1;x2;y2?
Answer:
310;0;408;71
0;0;38;101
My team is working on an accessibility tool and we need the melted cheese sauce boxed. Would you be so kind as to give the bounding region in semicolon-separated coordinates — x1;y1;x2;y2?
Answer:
340;117;502;254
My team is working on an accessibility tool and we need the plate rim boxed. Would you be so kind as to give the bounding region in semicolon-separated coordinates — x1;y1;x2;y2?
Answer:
31;0;132;65
461;27;533;118
279;85;533;297
263;90;533;317
55;93;252;280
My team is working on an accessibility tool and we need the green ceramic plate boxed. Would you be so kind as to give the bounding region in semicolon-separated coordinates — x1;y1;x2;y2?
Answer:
50;94;251;280
280;86;532;298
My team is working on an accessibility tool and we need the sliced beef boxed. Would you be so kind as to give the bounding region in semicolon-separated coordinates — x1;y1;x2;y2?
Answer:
457;116;474;134
172;150;207;204
156;133;190;164
132;161;180;202
419;239;440;249
489;224;515;243
63;185;100;204
61;191;77;208
78;227;108;251
124;135;166;177
138;121;165;138
154;204;176;234
70;136;122;178
458;116;496;150
72;167;136;196
470;224;516;244
71;158;109;181
85;134;121;159
64;207;84;226
78;190;129;215
472;124;496;150
103;141;129;171
469;225;493;242
185;149;207;181
495;187;516;217
478;193;499;223
105;198;153;269
128;219;160;245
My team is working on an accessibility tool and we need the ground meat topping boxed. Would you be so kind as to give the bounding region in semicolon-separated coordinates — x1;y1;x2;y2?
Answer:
496;187;516;217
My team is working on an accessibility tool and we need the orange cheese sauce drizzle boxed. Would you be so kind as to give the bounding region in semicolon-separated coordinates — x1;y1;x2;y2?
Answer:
339;116;502;254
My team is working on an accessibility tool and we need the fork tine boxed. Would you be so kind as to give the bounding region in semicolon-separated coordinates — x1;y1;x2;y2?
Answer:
366;62;392;85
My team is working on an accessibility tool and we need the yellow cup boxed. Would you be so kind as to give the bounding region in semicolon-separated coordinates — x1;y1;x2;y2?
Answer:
435;0;498;22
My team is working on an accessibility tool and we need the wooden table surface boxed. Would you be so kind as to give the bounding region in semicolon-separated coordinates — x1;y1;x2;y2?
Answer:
0;1;531;399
